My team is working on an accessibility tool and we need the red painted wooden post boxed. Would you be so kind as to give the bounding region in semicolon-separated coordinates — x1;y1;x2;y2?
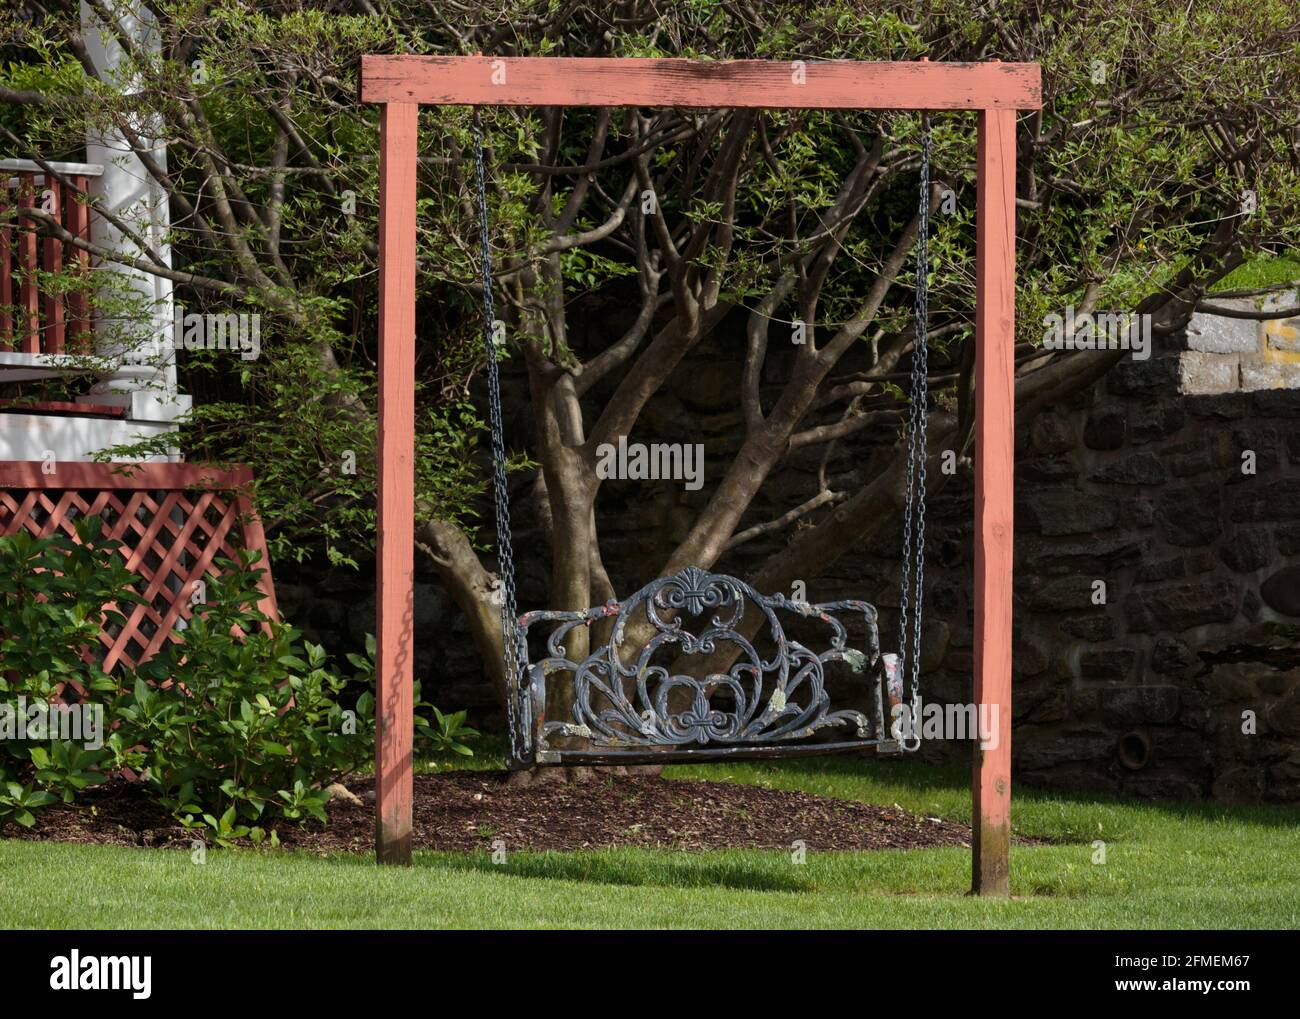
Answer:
375;101;419;866
17;174;39;353
43;180;64;353
235;486;281;624
66;177;91;351
1;184;11;348
972;105;1018;898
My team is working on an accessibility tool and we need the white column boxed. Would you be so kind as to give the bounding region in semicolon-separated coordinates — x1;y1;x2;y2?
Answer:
80;1;178;406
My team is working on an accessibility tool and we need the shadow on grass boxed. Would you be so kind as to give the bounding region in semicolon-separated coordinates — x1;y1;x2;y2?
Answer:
1012;773;1300;832
413;848;818;893
669;754;1300;833
671;754;969;793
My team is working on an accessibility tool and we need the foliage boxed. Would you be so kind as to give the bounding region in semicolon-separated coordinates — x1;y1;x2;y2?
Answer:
0;526;473;842
418;705;479;758
0;521;129;826
1213;249;1300;293
115;559;374;844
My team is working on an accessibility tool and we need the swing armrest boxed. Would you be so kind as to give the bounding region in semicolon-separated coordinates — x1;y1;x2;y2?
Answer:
878;652;904;754
527;663;547;746
799;596;898;752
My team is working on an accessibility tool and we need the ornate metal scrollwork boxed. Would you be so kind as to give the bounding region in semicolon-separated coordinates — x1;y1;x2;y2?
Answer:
516;567;886;763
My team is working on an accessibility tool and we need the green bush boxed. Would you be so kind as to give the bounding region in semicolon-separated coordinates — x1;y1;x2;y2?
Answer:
0;522;127;826
0;523;476;843
116;556;376;844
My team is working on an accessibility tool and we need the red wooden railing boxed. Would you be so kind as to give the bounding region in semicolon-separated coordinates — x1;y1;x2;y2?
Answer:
1;160;96;355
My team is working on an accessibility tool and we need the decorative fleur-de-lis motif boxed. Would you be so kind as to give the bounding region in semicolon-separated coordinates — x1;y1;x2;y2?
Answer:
664;565;721;615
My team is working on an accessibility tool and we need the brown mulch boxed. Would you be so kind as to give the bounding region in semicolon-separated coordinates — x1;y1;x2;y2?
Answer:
5;771;982;854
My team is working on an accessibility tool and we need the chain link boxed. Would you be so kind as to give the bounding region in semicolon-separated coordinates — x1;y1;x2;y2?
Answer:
472;110;530;766
896;120;930;752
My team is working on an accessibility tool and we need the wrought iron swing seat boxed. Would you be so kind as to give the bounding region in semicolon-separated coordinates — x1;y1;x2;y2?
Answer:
471;112;932;771
511;566;905;767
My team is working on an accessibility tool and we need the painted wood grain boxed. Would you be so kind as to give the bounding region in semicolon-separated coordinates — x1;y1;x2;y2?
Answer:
972;107;1017;898
0;193;12;347
375;102;419;866
361;56;1041;110
67;178;91;352
43;182;64;353
0;461;254;488
17;176;38;353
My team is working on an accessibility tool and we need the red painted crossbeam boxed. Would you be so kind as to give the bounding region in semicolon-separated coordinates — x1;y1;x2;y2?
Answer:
360;56;1041;110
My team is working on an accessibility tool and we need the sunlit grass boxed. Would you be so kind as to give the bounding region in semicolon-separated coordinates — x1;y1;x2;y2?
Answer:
2;752;1296;929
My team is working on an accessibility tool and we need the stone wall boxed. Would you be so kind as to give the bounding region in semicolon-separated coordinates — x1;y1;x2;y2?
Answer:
274;301;1300;804
1002;361;1300;802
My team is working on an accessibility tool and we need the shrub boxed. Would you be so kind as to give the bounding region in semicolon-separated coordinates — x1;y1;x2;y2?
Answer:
418;704;479;758
114;555;376;843
0;522;128;826
0;524;477;844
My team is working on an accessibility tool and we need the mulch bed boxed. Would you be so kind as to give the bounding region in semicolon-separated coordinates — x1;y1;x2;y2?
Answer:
5;771;979;854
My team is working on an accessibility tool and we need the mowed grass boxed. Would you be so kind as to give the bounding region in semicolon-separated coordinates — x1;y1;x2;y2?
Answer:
1;757;1297;929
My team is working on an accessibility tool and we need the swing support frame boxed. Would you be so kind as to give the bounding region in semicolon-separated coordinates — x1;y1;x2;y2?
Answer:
361;55;1040;896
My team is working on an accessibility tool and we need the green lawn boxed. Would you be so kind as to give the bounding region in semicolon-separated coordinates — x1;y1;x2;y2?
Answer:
2;757;1297;929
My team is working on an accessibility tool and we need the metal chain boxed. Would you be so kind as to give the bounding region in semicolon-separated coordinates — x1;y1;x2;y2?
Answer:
896;119;930;752
472;110;529;765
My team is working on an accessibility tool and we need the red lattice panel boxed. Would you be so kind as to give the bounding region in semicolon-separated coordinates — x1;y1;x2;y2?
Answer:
0;462;278;672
